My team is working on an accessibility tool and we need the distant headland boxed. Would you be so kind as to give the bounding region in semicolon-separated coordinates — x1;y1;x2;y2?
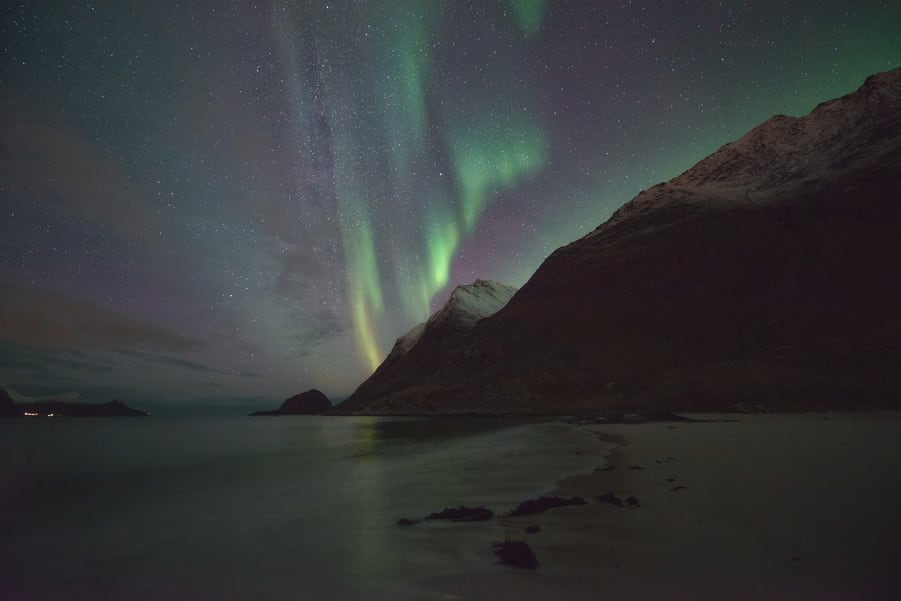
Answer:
0;388;149;417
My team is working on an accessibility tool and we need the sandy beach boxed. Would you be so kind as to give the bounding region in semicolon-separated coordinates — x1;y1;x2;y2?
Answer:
426;413;901;600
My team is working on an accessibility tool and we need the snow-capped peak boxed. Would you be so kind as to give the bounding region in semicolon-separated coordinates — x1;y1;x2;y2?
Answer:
384;279;518;362
427;279;519;329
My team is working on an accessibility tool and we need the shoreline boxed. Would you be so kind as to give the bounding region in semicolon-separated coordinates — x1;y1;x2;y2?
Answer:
425;412;901;600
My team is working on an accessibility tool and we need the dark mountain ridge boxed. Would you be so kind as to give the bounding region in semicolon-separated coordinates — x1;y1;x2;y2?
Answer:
338;67;901;415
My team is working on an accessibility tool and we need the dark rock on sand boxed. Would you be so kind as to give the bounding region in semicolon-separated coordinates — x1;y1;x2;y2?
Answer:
425;506;494;522
626;496;640;507
493;540;538;569
599;492;625;507
525;524;541;534
506;496;587;517
396;518;420;526
569;412;695;425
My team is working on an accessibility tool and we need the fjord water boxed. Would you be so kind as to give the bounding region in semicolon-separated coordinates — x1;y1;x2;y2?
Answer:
0;416;606;600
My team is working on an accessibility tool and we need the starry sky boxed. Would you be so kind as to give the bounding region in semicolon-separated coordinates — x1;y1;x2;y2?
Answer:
2;1;899;414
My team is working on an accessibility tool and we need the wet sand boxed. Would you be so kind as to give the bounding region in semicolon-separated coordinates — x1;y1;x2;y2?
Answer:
424;413;901;600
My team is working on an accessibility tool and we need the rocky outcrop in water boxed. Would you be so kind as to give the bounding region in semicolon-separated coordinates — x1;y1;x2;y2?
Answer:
250;389;332;415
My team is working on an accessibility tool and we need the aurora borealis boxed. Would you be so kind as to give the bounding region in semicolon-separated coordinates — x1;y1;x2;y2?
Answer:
2;1;900;413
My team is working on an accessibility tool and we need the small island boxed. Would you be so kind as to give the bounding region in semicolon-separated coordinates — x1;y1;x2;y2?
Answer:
250;389;332;416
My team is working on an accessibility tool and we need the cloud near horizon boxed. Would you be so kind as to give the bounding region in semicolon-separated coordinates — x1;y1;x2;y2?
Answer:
0;285;201;351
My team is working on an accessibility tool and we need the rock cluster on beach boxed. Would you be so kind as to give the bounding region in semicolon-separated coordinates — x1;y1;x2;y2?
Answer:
426;506;494;522
396;495;600;570
598;492;640;508
505;496;586;517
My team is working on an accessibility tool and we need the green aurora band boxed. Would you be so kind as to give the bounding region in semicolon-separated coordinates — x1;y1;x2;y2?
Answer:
2;1;900;401
449;115;547;232
277;1;550;372
269;0;901;378
506;0;547;36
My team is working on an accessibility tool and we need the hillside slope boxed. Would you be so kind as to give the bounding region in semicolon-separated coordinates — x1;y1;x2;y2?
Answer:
337;280;517;412
339;67;901;414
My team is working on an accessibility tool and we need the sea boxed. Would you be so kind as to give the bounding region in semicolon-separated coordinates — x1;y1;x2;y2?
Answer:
0;416;609;600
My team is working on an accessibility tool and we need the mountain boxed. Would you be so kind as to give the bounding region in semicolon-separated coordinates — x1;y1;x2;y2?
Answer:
337;280;517;413
385;279;517;362
338;66;901;415
250;389;332;415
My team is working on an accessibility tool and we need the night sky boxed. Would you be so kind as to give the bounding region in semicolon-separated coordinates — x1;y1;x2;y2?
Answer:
2;1;899;414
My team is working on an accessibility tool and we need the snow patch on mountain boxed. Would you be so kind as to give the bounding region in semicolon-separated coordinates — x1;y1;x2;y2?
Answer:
384;280;518;362
427;279;519;329
593;67;901;237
